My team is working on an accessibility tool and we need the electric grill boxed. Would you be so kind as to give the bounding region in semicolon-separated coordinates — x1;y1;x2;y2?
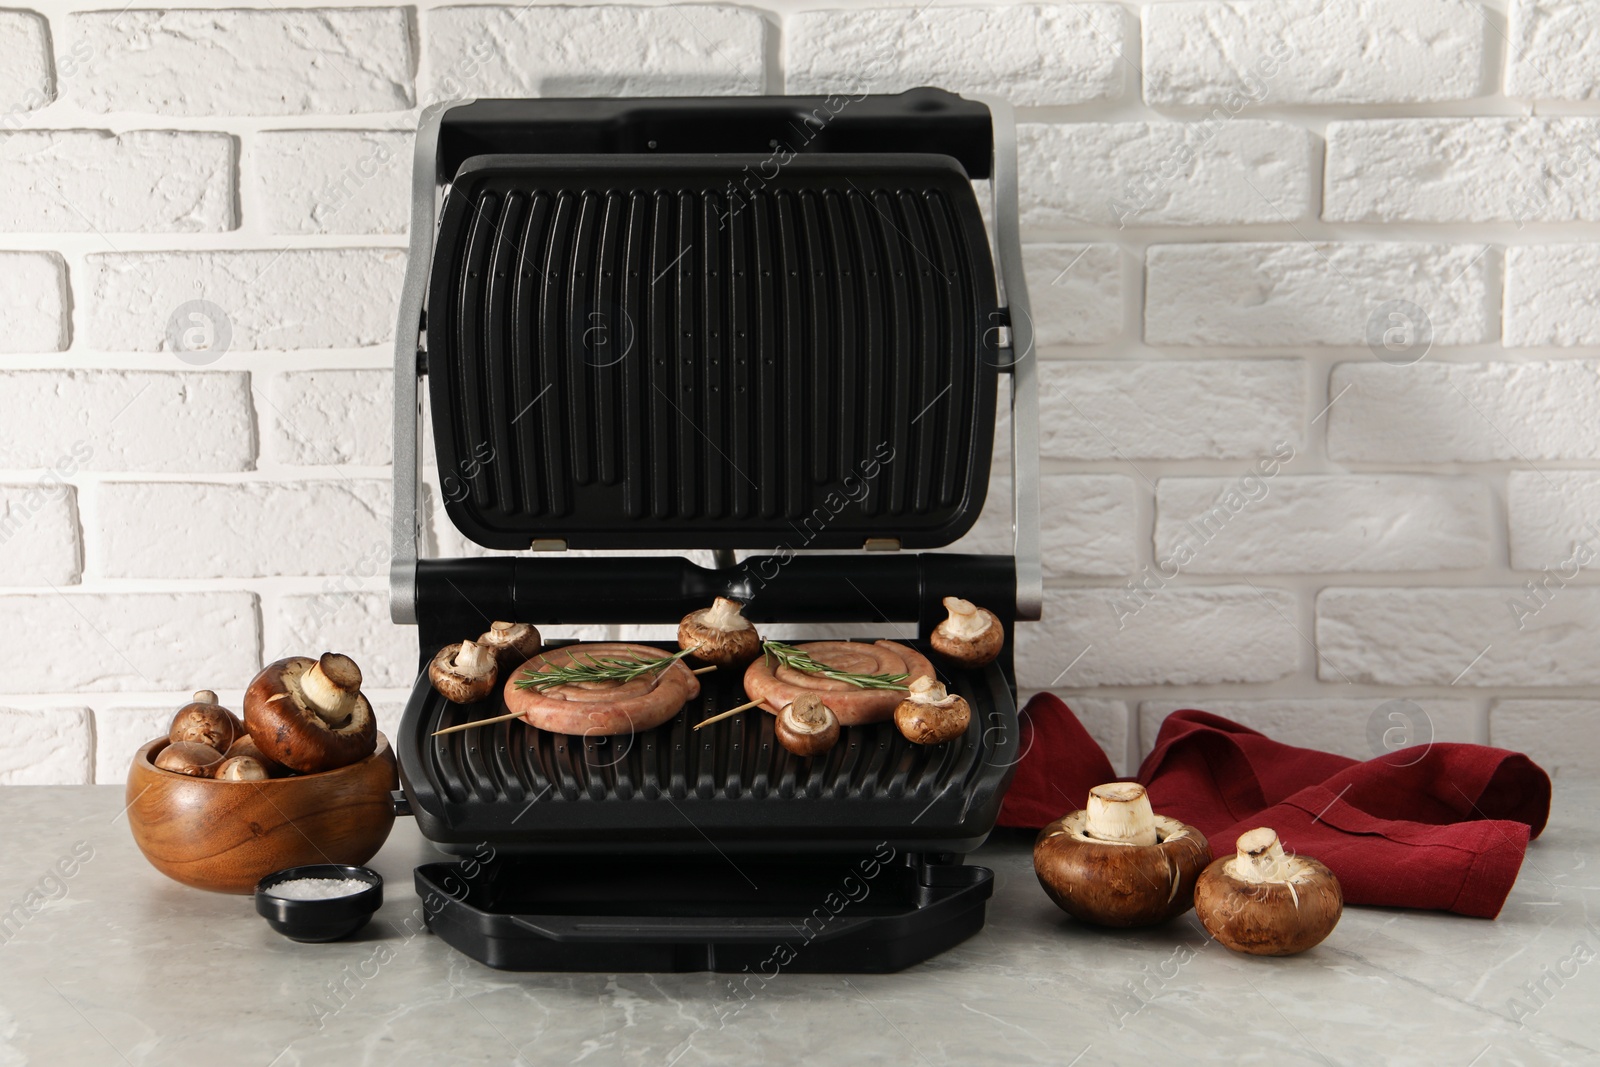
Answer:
390;89;1041;973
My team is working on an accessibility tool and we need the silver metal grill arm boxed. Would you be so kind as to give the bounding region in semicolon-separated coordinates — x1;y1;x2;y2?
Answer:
971;94;1042;621
391;102;467;625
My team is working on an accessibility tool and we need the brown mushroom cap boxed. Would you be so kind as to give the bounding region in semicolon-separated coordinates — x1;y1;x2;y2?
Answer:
678;597;762;667
478;621;542;669
214;755;269;782
244;654;378;774
1194;828;1343;956
225;734;290;777
929;597;1004;669
168;690;243;753
154;741;224;778
775;693;840;757
1033;783;1212;927
428;640;499;704
893;676;971;745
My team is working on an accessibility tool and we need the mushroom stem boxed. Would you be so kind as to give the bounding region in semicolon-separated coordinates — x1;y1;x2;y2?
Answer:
1232;827;1296;885
301;653;363;727
940;596;992;640
703;596;752;631
1083;783;1159;847
906;676;958;706
193;689;219;705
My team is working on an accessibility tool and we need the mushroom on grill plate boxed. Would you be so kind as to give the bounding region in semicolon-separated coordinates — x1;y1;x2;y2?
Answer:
678;597;762;667
930;597;1004;669
478;622;542;670
893;676;971;745
775;694;840;757
430;639;499;704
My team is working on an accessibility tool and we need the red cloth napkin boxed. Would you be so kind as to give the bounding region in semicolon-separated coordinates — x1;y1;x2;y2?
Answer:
997;695;1551;918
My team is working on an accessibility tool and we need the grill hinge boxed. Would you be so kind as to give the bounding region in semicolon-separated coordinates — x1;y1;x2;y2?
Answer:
530;538;568;552
863;538;902;552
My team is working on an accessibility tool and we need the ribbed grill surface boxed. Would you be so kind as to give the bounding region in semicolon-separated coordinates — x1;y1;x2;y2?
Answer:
426;156;999;549
423;647;989;808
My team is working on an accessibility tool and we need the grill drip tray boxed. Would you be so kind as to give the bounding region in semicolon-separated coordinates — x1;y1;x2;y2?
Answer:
416;851;994;973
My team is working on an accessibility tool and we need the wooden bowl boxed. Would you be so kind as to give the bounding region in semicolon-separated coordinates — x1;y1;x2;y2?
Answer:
126;734;398;894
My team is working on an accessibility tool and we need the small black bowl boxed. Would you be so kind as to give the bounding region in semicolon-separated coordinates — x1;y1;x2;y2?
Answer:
255;864;383;943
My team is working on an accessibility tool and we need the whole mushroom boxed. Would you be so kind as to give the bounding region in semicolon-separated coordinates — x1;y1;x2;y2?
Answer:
1033;783;1212;928
214;755;269;782
478;621;542;670
929;597;1003;669
244;653;378;774
429;639;498;704
224;735;289;778
154;741;224;778
774;693;840;757
168;690;243;753
1194;828;1343;956
678;597;761;667
893;676;971;745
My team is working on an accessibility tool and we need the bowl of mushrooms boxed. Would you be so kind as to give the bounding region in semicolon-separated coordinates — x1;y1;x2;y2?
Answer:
125;654;399;894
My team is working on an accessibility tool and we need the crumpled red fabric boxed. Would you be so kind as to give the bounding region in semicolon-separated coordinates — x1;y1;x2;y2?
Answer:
997;694;1551;918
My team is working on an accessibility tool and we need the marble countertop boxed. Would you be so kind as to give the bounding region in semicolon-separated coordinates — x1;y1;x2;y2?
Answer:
0;784;1595;1066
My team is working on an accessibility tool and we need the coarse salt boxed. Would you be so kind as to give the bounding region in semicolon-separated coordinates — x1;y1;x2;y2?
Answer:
265;877;372;900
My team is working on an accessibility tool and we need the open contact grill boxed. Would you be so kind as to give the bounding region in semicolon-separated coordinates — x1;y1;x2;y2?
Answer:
389;90;1040;971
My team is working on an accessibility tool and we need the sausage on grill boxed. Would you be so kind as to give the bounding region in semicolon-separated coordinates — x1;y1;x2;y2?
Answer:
503;643;700;736
742;640;935;727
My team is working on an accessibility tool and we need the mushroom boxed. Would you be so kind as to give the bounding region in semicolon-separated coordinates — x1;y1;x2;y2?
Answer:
214;755;269;782
774;693;840;757
168;690;243;753
478;621;542;670
429;640;498;704
678;597;761;667
225;734;290;778
893;676;971;745
929;597;1003;669
154;741;224;778
244;654;378;774
1032;783;1212;928
1194;828;1343;956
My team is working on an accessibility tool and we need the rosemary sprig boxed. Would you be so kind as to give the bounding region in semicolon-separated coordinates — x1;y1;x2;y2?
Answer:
761;640;909;690
514;646;697;691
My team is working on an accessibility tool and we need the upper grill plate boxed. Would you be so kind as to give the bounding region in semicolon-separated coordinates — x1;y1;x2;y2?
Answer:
426;154;1000;550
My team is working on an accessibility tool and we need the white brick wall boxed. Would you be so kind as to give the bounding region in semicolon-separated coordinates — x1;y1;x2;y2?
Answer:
0;253;67;352
0;0;1595;780
0;130;234;232
788;5;1125;106
1143;0;1485;106
1020;121;1316;228
68;9;415;115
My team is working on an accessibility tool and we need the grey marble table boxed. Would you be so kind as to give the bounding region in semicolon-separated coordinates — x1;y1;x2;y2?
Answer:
0;783;1595;1066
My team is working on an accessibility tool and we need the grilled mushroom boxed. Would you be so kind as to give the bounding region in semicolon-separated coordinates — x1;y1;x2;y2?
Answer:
154;741;224;778
775;693;840;757
168;690;242;753
429;640;499;704
930;597;1003;668
244;654;378;774
478;621;542;670
893;676;971;745
1033;783;1212;928
214;755;269;782
1194;828;1343;956
678;597;761;667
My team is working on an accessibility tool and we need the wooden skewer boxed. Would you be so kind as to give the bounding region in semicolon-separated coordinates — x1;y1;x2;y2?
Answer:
432;711;520;737
691;665;718;676
693;698;765;730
